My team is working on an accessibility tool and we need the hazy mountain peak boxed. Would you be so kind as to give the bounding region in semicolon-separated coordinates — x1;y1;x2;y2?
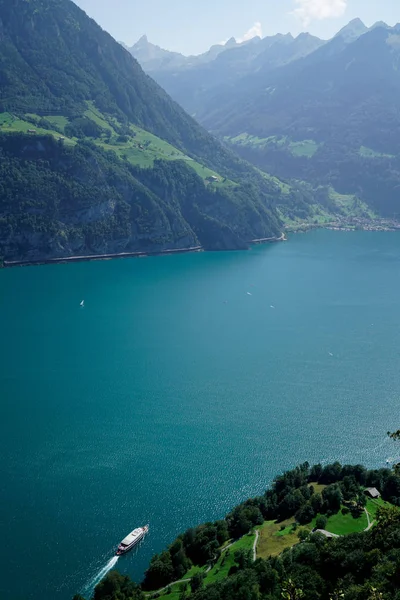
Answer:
370;21;390;31
296;32;317;41
335;18;368;41
225;37;237;48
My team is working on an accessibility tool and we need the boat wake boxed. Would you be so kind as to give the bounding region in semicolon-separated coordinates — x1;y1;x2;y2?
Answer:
83;556;119;596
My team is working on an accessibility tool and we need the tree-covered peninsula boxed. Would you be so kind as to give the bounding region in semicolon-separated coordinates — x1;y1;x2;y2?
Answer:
80;461;400;600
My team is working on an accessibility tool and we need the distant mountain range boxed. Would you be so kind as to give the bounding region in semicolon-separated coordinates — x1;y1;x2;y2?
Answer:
128;18;393;118
129;19;400;217
128;30;325;116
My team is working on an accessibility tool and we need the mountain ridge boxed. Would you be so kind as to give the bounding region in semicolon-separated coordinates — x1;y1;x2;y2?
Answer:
207;25;400;217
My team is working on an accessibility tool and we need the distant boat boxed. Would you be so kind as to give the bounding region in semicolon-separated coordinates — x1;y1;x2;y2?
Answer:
247;292;252;296
270;305;275;309
328;352;333;357
116;524;149;556
80;300;85;307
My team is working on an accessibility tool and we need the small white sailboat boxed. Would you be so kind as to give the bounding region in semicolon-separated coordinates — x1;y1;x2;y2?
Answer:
80;300;85;307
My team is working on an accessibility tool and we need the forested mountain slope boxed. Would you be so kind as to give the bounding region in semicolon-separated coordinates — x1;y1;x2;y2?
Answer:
1;134;283;261
198;25;400;216
0;0;298;261
0;0;272;179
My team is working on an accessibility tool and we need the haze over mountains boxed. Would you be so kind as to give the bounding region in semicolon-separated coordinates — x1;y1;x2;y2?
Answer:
128;29;325;114
129;18;400;218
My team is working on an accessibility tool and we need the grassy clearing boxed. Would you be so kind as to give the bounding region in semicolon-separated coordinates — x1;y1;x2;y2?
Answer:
151;534;255;600
203;532;255;585
44;115;69;131
359;145;395;159
289;139;319;157
97;123;235;184
311;507;368;536
152;533;257;600
183;565;205;580
0;112;75;143
278;204;334;228
275;525;294;537
0;112;14;126
255;167;291;194
189;161;236;186
226;133;319;157
226;132;284;149
279;185;377;229
0;107;232;183
329;188;377;219
257;519;299;559
84;101;116;132
153;583;181;600
83;107;233;183
366;497;389;520
309;482;327;494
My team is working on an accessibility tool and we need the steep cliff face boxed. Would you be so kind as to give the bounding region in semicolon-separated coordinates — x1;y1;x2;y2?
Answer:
0;135;198;261
0;135;280;262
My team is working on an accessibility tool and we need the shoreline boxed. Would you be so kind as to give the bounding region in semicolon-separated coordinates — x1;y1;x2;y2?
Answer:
2;234;287;269
2;223;398;268
3;245;203;268
285;218;400;234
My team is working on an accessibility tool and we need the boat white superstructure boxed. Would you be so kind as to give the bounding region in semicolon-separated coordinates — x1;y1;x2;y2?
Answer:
116;525;149;555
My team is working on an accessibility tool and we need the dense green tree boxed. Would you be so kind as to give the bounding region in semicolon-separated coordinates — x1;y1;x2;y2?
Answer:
142;552;175;590
233;549;253;570
296;502;315;525
315;515;328;530
320;463;343;485
322;485;343;514
94;571;144;600
190;572;205;593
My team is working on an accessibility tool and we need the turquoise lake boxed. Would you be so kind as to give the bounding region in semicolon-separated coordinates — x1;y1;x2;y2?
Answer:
1;229;400;600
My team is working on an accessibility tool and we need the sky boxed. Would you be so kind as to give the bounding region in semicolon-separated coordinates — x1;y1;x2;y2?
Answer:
73;0;400;55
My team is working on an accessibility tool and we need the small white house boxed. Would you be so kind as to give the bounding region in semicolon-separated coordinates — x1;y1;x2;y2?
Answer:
365;487;381;499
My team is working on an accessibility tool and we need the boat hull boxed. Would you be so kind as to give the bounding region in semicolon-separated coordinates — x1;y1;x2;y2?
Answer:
116;525;149;555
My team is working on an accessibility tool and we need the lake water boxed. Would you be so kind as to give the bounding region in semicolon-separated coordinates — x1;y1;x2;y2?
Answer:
1;230;400;600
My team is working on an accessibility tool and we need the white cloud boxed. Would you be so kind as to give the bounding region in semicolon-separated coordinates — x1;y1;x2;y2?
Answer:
238;22;263;43
291;0;347;26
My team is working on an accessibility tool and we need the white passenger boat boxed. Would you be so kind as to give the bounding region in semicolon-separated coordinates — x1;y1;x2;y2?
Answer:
116;525;149;555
